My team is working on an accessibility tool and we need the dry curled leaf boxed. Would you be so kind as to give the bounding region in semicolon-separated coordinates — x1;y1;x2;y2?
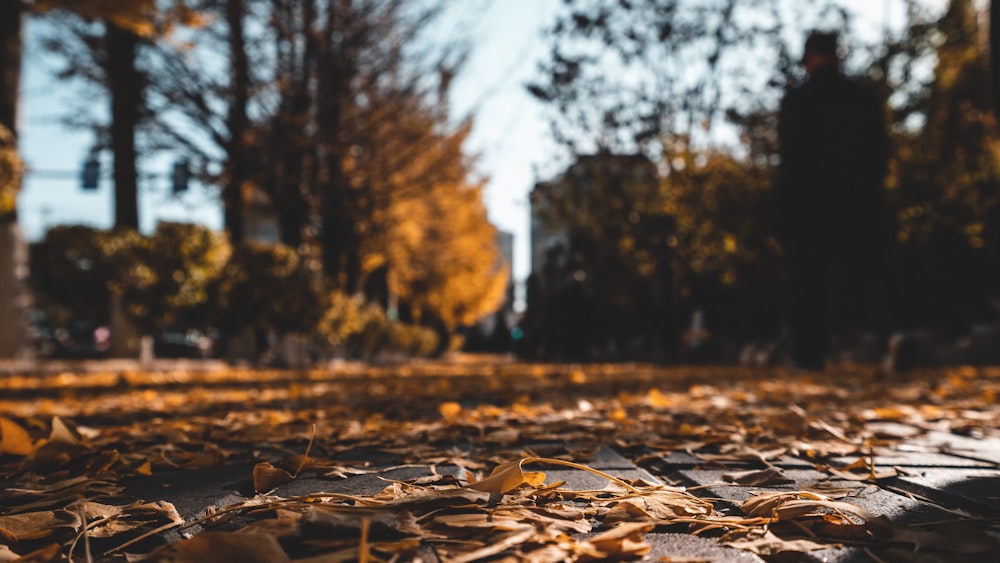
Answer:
723;466;795;486
145;531;291;563
0;509;81;542
0;417;34;457
253;461;294;493
585;522;653;559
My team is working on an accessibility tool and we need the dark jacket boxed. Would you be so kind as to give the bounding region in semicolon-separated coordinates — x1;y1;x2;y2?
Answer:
777;64;889;257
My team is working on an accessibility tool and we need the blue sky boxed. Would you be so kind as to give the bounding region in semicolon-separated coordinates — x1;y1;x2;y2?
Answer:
15;0;948;285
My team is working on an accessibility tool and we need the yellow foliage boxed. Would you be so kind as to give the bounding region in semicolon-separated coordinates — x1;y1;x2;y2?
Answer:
0;125;22;216
33;1;204;37
352;112;506;330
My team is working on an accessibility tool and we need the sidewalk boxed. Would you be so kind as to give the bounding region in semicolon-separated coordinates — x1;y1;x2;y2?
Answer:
2;362;999;561
100;425;1000;561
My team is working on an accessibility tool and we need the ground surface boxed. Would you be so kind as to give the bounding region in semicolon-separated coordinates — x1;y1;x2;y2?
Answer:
1;357;999;562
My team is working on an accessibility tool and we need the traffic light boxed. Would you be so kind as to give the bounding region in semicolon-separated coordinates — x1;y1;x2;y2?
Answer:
171;158;190;193
81;157;100;190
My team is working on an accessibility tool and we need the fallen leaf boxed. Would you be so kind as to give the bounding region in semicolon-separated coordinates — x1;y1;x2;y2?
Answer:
439;401;462;420
301;506;423;536
723;466;795;486
49;416;84;446
0;509;81;541
144;531;291;563
0;545;20;562
722;529;829;556
466;459;546;496
585;522;653;559
0;417;34;457
0;543;61;562
253;461;294;493
446;526;536;563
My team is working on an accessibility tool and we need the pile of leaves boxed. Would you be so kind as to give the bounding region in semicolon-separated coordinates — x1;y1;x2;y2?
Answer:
1;361;999;561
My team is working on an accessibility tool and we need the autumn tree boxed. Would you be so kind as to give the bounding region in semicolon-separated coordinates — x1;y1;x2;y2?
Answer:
878;0;1000;330
528;153;676;359
367;122;507;346
0;1;25;358
144;0;502;349
35;1;202;230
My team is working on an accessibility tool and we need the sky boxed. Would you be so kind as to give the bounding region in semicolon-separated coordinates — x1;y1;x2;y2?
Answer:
15;0;951;287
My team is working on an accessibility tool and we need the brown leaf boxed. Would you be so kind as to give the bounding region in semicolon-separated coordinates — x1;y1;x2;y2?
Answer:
301;506;423;537
85;501;183;540
253;462;294;493
49;416;84;446
0;417;34;457
585;522;653;559
723;466;795;486
742;490;877;524
145;531;291;563
0;543;61;562
0;545;20;562
0;509;81;541
446;526;536;563
0;477;123;515
604;489;714;524
722;529;829;556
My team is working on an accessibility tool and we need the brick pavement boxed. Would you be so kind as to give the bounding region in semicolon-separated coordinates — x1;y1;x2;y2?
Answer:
3;360;999;561
103;431;999;562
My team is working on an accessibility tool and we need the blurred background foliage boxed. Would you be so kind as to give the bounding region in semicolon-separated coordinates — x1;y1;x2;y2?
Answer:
29;225;441;360
524;0;1000;360
5;0;1000;363
4;0;507;361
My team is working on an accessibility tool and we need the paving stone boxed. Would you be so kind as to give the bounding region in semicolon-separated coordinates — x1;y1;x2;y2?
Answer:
543;468;663;491
891;467;1000;516
830;449;996;468
582;444;640;470
643;532;765;562
636;451;815;477
116;463;253;520
906;431;1000;465
671;468;956;524
276;464;466;498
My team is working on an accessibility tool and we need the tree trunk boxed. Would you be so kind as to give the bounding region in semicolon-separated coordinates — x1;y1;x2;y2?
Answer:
0;0;26;359
0;0;20;138
106;23;141;231
224;0;247;244
992;1;1000;118
317;0;361;290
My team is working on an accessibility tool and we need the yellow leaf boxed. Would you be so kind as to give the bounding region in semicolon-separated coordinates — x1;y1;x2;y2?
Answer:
647;388;675;408
608;407;628;421
0;417;34;456
439;401;462;420
467;459;547;496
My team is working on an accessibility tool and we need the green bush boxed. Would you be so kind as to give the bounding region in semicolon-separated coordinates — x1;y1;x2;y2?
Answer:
317;291;439;359
30;226;151;326
210;242;323;337
130;222;230;333
31;223;230;334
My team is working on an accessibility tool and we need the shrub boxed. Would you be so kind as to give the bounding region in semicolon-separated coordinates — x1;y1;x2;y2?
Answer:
317;291;439;359
209;242;323;337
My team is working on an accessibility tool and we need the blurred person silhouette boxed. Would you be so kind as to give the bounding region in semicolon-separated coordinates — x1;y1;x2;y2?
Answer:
776;31;890;370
